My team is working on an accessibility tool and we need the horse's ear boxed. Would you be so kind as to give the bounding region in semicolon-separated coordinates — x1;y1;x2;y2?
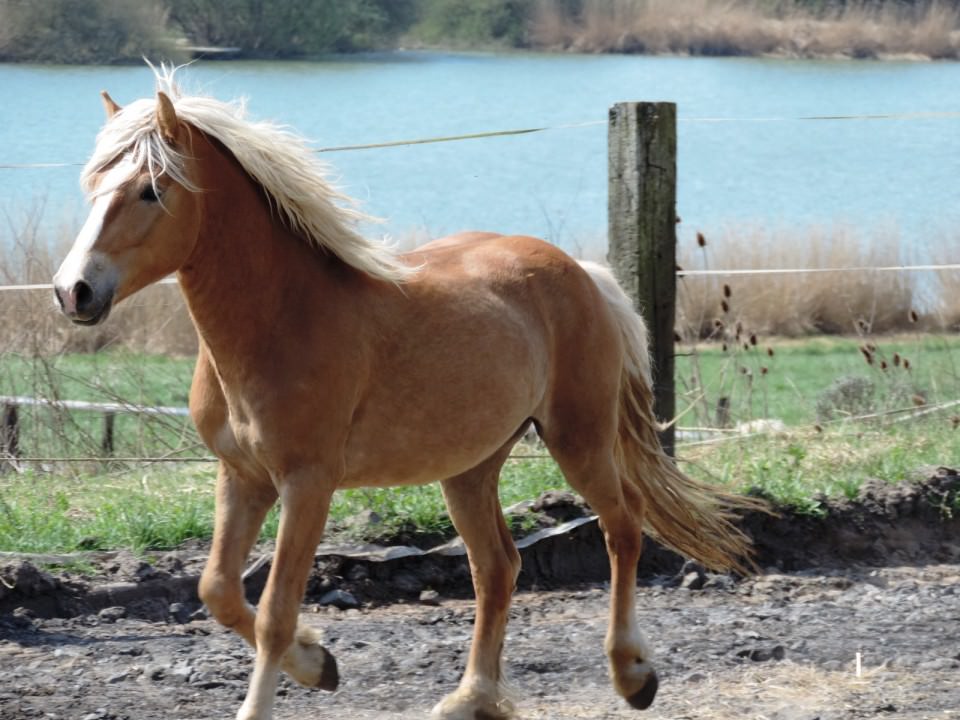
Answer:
100;90;121;119
156;91;179;143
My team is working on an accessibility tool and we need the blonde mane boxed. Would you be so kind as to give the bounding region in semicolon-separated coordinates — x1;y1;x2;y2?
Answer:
81;65;413;283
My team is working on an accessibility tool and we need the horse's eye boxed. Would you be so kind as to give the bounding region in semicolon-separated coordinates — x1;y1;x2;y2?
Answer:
140;184;160;202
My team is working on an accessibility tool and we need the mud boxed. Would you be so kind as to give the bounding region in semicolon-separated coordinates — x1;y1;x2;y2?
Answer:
0;466;958;719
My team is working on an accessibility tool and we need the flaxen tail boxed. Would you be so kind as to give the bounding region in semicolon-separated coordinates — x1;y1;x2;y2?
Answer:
580;261;765;573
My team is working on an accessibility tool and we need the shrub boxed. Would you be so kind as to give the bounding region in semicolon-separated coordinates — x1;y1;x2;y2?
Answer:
166;0;417;56
0;0;182;64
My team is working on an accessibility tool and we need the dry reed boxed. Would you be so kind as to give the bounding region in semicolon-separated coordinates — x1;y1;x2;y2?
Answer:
2;214;957;356
0;208;196;357
676;222;956;339
531;0;960;60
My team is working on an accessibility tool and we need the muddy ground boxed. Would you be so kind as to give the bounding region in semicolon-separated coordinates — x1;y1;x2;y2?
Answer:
1;467;959;720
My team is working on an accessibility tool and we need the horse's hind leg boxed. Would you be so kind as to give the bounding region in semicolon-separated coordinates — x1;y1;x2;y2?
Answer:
546;440;658;710
432;448;520;720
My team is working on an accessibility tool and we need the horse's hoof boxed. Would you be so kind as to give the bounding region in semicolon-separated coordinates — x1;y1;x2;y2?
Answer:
625;670;658;710
282;628;339;691
317;646;339;691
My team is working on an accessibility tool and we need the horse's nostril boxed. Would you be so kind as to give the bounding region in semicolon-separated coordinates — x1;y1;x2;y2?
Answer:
73;280;94;312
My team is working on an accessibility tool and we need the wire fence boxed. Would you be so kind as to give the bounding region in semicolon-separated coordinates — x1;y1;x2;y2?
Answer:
3;108;960;170
2;106;959;469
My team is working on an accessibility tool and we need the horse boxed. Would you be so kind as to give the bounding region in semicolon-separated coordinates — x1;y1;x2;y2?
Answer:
53;66;759;720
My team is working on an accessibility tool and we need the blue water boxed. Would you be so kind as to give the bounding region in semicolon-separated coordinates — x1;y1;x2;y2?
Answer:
1;52;959;259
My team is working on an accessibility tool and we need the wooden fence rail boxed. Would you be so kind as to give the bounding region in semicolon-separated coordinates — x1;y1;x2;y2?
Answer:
0;395;190;460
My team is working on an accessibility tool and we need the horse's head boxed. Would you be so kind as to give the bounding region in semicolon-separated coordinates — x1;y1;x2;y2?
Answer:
53;90;201;325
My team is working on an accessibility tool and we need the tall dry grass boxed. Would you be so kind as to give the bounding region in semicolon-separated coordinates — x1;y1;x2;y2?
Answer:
531;0;960;59
676;223;960;340
0;207;196;357
2;213;958;356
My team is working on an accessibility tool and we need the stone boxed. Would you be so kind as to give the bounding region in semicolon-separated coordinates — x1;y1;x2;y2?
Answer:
419;589;441;606
318;589;360;611
97;606;126;623
737;645;786;662
681;571;705;590
106;671;129;684
168;602;192;624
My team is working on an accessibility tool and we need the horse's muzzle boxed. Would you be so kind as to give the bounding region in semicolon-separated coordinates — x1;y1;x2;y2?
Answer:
53;275;115;326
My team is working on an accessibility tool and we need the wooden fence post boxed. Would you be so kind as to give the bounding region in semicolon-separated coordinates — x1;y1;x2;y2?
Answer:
101;412;115;456
2;402;20;464
608;101;677;455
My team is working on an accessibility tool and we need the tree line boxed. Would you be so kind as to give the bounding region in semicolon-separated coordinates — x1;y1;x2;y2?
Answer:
0;0;956;64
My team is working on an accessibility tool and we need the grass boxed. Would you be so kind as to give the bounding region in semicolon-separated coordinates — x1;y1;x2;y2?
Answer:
0;450;567;553
0;351;198;462
676;334;960;427
2;217;959;555
1;412;956;554
683;418;960;516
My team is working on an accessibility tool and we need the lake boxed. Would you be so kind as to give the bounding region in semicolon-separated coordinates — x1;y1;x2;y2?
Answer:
1;51;958;260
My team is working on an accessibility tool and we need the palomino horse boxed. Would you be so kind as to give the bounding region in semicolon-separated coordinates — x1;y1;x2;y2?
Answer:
54;67;757;720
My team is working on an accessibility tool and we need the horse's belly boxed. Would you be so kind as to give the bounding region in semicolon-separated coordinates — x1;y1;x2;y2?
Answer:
339;389;535;489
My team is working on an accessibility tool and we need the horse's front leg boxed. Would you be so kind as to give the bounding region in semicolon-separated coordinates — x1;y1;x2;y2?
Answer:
198;462;277;646
234;467;339;720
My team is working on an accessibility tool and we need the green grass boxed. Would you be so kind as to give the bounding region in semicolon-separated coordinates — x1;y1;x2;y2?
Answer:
1;416;956;554
681;418;960;516
0;452;567;553
0;334;958;554
676;334;960;427
0;351;198;461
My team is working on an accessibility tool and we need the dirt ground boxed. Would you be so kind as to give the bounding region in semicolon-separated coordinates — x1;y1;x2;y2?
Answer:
1;564;959;720
1;468;959;720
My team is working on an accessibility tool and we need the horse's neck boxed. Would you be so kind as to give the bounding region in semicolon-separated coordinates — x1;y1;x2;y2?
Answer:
176;141;345;375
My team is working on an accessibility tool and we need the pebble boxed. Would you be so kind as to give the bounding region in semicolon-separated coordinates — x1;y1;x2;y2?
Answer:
97;606;126;623
419;589;441;606
168;602;193;624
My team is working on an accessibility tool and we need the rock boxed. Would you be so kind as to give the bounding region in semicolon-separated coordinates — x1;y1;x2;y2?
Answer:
319;589;360;610
419;589;441;606
169;662;195;682
677;560;707;590
98;606;127;623
737;645;786;662
168;602;192;624
144;664;167;681
681;571;705;590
